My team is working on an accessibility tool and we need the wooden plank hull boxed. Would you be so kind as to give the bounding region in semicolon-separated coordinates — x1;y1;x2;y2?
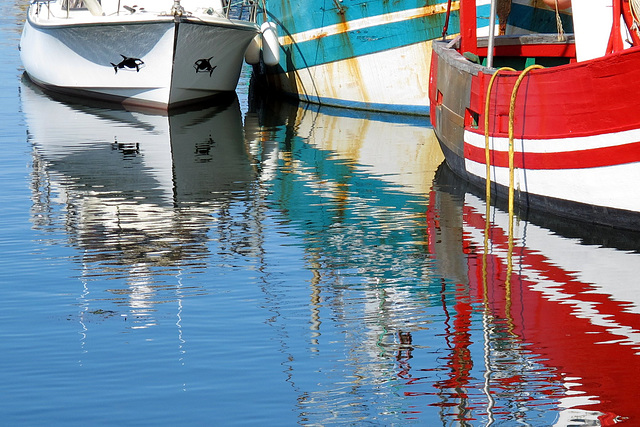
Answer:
254;0;507;115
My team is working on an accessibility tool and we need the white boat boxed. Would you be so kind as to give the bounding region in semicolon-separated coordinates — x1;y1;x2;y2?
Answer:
20;0;260;110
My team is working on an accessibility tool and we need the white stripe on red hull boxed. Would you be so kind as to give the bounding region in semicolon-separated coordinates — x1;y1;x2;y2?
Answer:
463;129;640;213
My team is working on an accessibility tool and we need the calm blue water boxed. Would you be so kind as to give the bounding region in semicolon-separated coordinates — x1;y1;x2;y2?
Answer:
3;2;640;426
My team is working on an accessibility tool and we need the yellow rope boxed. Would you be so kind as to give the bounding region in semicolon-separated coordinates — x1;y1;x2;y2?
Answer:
483;68;515;301
478;64;543;338
508;64;543;222
503;64;543;324
484;67;515;206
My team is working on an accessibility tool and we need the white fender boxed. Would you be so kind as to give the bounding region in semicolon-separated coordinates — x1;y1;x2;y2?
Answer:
261;22;280;66
245;34;262;65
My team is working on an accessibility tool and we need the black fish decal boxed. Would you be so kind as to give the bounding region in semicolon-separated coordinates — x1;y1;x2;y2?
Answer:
111;55;144;73
194;57;216;77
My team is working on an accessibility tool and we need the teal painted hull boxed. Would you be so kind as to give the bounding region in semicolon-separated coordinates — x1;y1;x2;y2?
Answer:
256;0;482;115
254;0;571;115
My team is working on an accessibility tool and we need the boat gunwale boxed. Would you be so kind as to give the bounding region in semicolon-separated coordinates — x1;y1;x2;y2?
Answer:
433;38;640;139
433;35;640;77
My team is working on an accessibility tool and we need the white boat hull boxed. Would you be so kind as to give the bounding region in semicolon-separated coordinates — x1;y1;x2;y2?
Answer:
20;1;259;110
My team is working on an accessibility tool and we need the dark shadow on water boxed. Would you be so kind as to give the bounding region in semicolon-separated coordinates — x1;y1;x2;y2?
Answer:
434;161;640;253
21;72;240;116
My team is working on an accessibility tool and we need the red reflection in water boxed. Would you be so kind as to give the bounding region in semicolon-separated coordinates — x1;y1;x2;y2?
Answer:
420;189;640;424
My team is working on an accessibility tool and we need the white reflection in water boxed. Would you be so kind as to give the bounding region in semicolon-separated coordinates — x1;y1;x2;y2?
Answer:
24;78;261;330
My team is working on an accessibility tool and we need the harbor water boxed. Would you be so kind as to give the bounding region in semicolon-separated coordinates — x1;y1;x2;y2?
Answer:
2;2;640;425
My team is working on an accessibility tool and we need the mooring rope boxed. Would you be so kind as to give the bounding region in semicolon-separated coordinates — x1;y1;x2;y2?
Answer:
554;0;566;41
508;64;543;220
504;64;544;293
481;63;544;296
483;67;515;306
484;66;515;208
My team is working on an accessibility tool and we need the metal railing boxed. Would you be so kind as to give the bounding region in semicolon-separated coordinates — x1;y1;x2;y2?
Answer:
31;0;258;22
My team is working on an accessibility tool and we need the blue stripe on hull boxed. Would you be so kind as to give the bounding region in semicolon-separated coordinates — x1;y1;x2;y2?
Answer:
263;0;495;70
279;12;460;69
258;0;494;114
267;0;452;35
301;93;431;116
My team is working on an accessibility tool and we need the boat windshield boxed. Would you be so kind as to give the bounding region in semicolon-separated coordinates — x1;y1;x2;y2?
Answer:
62;0;101;9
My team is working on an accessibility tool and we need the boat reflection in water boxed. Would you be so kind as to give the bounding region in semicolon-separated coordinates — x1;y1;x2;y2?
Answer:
23;76;260;328
428;164;640;425
21;76;640;423
253;98;640;424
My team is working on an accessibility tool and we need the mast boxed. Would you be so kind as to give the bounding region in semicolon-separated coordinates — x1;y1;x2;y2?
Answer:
171;0;185;16
487;0;497;68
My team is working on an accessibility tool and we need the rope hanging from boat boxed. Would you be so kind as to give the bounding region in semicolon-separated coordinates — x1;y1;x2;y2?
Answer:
630;0;640;35
508;65;543;214
506;64;543;275
554;0;565;41
479;64;543;292
442;0;453;39
484;66;515;209
483;67;514;317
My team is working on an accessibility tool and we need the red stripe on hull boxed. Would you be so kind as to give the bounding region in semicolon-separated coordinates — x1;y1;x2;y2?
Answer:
464;138;640;169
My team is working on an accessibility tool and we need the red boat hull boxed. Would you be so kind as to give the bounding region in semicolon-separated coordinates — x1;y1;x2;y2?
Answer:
429;39;640;230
